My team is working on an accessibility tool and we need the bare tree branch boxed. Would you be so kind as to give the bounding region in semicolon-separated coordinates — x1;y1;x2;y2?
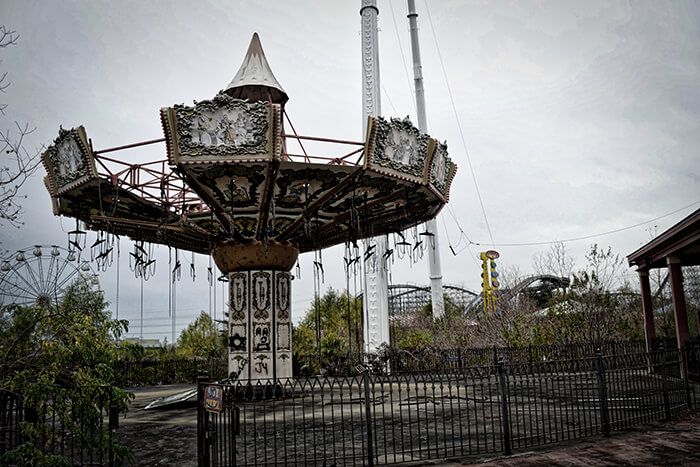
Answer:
0;26;19;48
0;26;42;229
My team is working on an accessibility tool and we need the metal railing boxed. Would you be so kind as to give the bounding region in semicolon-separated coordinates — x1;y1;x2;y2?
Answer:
197;347;699;466
0;386;120;466
113;339;694;387
293;340;648;376
115;358;228;387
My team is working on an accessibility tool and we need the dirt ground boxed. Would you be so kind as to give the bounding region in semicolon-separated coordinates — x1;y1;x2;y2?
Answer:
115;384;700;467
115;384;199;467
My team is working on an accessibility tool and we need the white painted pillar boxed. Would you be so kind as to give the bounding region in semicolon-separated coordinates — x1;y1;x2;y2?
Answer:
360;0;390;353
407;0;445;319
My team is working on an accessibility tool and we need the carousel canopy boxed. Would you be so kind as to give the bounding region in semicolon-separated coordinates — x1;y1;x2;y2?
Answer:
42;34;456;255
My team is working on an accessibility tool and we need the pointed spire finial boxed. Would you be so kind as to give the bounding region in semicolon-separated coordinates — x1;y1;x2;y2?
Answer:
224;33;288;104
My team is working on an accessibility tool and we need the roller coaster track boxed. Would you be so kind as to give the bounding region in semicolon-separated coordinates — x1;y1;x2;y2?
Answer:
385;276;571;317
388;284;477;317
498;275;571;301
464;275;571;315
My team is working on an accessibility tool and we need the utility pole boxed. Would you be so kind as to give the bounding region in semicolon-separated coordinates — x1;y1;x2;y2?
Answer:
360;0;390;353
407;0;445;319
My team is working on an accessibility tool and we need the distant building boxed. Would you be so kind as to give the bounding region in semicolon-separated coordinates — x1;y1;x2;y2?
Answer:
122;338;162;348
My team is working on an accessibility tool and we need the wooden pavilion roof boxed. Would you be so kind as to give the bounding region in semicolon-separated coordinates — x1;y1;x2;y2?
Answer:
627;208;700;271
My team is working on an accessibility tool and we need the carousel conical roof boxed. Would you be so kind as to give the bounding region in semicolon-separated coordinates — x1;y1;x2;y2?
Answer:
224;33;288;105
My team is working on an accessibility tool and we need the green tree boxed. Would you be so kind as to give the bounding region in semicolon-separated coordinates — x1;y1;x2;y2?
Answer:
0;275;135;465
292;288;362;375
176;311;225;359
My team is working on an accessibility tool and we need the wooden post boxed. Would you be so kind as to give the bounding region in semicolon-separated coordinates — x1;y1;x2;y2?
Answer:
667;256;689;349
638;270;656;353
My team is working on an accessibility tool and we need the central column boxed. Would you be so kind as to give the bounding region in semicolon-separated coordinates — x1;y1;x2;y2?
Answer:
214;239;298;383
360;0;391;354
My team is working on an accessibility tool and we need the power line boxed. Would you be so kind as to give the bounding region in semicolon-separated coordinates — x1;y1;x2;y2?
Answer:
470;201;700;247
423;0;495;246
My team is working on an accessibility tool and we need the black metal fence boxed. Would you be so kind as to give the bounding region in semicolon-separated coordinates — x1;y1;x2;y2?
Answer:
0;386;120;466
293;340;649;376
115;358;228;387
687;336;700;380
113;342;647;386
197;347;699;466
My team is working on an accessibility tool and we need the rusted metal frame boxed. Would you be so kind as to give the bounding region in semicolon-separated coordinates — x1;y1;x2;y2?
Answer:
277;167;363;241
338;146;364;161
282;111;310;162
288;185;411;243
177;167;240;242
89;215;210;242
92;155;115;177
93;137;166;155
89;215;210;253
256;159;281;241
285;148;364;166
280;132;364;165
95;154;168;170
94;155;171;182
316;185;412;237
282;153;357;165
109;174;174;209
283;133;364;146
162;161;182;213
354;151;364;166
307;202;428;253
95;154;204;212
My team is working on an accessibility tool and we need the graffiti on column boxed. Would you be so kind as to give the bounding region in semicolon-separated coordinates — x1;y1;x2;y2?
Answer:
253;322;271;351
229;356;248;381
253;354;269;376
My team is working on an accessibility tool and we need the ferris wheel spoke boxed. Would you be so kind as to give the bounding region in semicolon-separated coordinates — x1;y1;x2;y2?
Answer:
1;290;40;303
7;263;40;299
54;267;82;294
23;261;44;296
1;279;38;299
53;256;77;290
37;253;46;294
46;254;59;289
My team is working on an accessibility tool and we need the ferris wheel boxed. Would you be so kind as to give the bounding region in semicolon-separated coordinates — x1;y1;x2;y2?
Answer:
0;245;97;308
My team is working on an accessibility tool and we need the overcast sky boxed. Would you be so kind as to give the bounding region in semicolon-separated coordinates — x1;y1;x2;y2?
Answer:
1;0;699;343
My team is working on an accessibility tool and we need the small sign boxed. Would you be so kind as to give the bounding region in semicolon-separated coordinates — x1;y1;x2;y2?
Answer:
204;385;223;413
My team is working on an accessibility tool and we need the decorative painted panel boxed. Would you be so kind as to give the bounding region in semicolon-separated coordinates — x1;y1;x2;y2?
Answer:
427;140;457;202
251;271;271;319
229;272;248;321
274;270;292;379
42;126;98;196
364;116;433;184
275;271;290;319
161;94;281;165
